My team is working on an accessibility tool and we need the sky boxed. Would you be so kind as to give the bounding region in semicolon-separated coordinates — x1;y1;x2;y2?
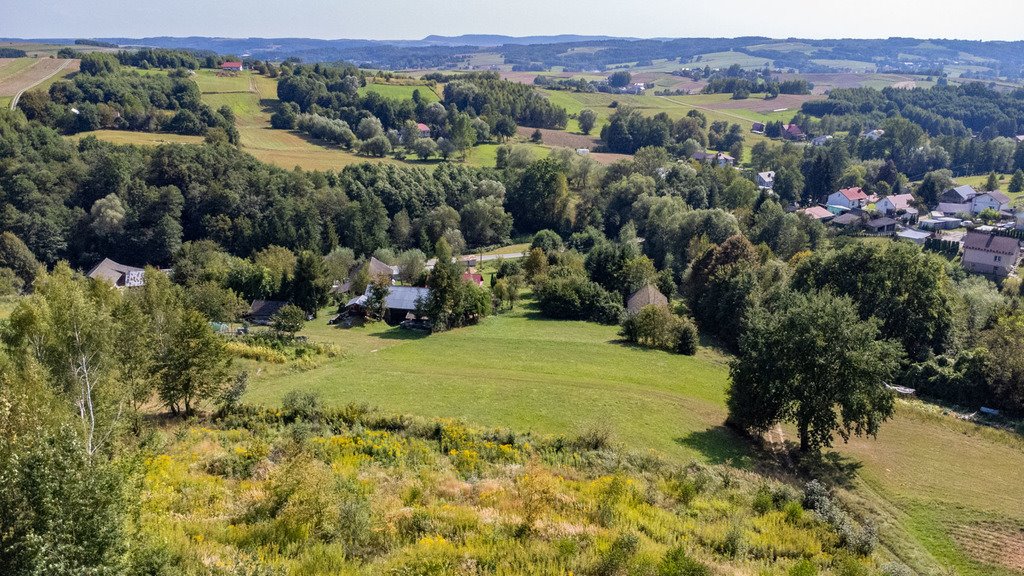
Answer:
1;0;1022;41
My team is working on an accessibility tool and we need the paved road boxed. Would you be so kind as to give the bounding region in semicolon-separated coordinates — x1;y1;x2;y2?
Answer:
425;252;525;270
9;59;74;111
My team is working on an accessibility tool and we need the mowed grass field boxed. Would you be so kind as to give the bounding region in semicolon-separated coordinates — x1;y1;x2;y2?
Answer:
358;81;440;102
245;294;1024;576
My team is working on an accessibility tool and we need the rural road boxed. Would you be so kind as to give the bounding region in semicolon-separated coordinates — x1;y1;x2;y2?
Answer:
9;59;74;111
425;252;525;270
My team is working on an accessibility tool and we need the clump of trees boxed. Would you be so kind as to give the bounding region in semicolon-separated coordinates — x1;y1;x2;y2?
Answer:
621;304;699;355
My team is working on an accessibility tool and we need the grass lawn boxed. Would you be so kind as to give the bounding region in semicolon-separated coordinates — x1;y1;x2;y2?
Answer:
246;302;748;466
244;298;1024;576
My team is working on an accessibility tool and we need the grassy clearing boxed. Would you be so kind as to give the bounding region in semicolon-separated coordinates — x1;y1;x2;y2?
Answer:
359;82;439;102
811;60;877;72
246;302;748;466
68;130;205;146
243;296;1024;575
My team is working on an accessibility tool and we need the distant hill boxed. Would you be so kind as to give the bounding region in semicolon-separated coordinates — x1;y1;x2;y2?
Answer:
2;35;1022;80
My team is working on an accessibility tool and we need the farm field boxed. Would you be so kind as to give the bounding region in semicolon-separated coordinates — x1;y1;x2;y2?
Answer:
358;81;440;102
68;130;205;146
0;57;77;108
689;50;774;70
244;297;1024;576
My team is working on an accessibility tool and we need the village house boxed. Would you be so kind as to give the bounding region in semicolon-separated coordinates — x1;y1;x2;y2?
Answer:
368;256;400;283
940;184;978;204
811;135;833;146
247;299;288;325
875;193;914;216
626;284;669;315
416;122;431;138
220;61;244;72
962;231;1020;278
756;171;775;190
86;258;146;288
798;205;834;222
782;124;806;141
751;122;766;134
865;217;897;235
826;187;869;209
690;151;735;167
970;191;1011;215
346;285;430;325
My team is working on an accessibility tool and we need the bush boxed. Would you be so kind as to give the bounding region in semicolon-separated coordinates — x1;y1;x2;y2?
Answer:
535;273;624;325
658;547;710;576
282;390;325;421
272;304;306;335
531;229;564;254
621;305;699;355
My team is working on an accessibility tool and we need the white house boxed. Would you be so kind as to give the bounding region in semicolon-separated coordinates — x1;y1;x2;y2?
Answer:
962;231;1019;278
756;171;775;190
220;61;244;72
970;191;1011;215
811;135;833;146
875;193;914;216
826;187;869;209
864;129;885;141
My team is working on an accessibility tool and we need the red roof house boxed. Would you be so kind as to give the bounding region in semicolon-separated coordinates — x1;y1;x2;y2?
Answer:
220;61;244;71
462;272;484;286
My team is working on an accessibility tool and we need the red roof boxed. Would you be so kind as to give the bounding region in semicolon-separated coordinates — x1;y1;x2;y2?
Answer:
462;272;484;286
784;124;805;137
416;122;430;131
220;61;243;69
838;187;868;201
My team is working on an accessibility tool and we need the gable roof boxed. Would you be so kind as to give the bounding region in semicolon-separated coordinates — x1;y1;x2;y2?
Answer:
831;212;864;226
627;284;669;315
963;232;1019;255
249;299;288;321
799;206;833;220
347;286;429;312
784;124;805;137
835;187;868;202
879;193;914;211
368;256;398;279
86;258;145;287
416;122;430;131
866;217;897;228
976;190;1011;205
220;61;243;68
462;272;484;286
945;184;978;201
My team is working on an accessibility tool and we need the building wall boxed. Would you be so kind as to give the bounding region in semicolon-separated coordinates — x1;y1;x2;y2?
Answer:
962;248;1017;277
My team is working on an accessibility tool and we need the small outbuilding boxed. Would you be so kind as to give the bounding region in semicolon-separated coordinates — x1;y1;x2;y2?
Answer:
87;258;146;288
626;284;669;315
248;300;289;325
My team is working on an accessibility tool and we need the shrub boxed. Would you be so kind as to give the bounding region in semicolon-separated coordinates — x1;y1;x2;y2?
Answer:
535;273;624;325
621;305;700;355
225;341;288;363
282;390;325;421
272;304;306;335
675;316;699;355
658;547;710;576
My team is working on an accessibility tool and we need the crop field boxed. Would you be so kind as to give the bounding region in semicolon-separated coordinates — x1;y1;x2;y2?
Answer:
811;59;877;72
688;51;774;70
0;58;77;108
243;291;1024;576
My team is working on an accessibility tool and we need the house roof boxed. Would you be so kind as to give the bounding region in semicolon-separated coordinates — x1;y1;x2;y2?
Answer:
220;61;243;68
897;229;931;240
835;187;868;202
751;122;766;130
963;232;1019;255
462;272;484;286
799;206;833;220
758;171;775;180
866;217;897;228
937;202;971;214
880;193;914;211
86;258;145;287
976;190;1011;204
627;284;669;314
945;184;978;201
368;256;398;279
416;122;430;131
348;286;429;312
784;124;805;137
249;299;288;320
831;212;863;226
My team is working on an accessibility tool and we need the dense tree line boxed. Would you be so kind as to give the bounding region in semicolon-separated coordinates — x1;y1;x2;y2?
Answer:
17;53;237;140
441;72;568;129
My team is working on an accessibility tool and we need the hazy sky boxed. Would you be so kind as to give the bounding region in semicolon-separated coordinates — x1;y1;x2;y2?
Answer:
2;0;1022;41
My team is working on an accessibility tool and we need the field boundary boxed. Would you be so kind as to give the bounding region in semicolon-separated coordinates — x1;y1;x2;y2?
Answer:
9;59;73;110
